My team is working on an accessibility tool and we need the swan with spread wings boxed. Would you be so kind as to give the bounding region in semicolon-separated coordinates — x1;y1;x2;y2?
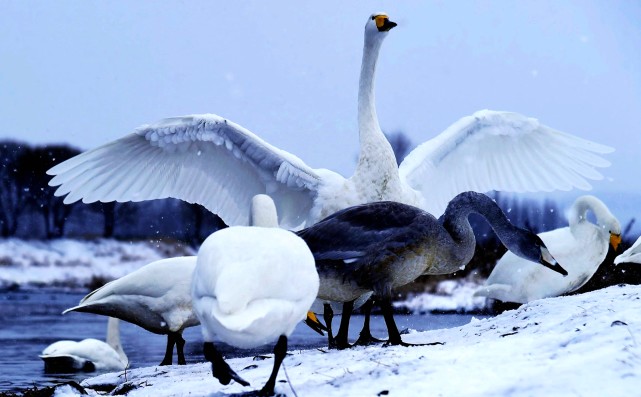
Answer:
47;13;612;230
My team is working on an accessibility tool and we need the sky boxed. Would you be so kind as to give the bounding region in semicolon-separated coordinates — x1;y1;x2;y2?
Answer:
1;1;640;217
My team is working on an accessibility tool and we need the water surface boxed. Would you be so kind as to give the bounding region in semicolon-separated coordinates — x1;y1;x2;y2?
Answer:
0;291;482;392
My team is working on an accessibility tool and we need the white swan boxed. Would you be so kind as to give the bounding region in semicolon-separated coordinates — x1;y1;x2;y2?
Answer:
614;236;641;265
40;317;127;372
46;13;612;230
63;256;199;366
192;194;318;395
475;195;621;304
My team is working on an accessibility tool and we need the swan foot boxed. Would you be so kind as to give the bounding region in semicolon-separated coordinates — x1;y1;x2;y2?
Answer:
203;342;250;387
353;332;386;346
383;339;445;348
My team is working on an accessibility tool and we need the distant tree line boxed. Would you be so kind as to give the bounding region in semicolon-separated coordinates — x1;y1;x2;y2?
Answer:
0;140;225;245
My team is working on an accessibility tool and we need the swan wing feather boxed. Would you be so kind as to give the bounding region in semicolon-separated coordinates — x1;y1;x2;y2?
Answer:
399;110;613;215
47;114;321;228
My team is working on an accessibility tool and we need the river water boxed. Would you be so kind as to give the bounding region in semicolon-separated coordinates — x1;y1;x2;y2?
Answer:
0;290;482;392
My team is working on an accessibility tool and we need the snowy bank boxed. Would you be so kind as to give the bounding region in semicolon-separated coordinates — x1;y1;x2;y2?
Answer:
0;238;195;289
51;284;640;397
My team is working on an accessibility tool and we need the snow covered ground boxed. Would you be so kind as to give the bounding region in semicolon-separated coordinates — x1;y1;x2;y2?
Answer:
0;238;195;289
47;284;640;397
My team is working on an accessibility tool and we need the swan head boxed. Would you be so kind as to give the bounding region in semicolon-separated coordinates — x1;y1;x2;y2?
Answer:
365;13;397;38
614;237;641;265
570;196;621;250
514;233;569;277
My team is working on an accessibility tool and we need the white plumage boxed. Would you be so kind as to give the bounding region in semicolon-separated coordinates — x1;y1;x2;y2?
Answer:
40;317;127;372
615;236;641;265
64;256;199;365
47;13;612;231
192;194;318;393
476;195;621;304
193;228;317;348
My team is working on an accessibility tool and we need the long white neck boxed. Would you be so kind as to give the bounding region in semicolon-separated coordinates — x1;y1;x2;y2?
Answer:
106;317;128;364
250;194;279;227
569;195;614;230
353;31;401;199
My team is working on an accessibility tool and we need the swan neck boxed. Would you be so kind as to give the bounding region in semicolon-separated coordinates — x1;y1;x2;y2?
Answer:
358;36;383;137
440;192;519;252
353;33;400;195
250;194;279;227
106;317;128;363
569;195;611;229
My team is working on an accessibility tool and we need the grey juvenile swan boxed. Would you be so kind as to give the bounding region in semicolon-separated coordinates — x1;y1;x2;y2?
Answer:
300;191;567;348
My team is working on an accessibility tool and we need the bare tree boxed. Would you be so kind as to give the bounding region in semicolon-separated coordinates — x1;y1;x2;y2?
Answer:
0;141;30;236
385;131;414;165
15;145;81;238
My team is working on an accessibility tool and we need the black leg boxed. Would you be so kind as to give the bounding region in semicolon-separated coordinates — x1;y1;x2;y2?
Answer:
323;303;335;348
203;342;249;387
160;333;175;366
334;300;354;350
380;297;444;347
258;335;287;396
353;298;386;346
175;332;186;365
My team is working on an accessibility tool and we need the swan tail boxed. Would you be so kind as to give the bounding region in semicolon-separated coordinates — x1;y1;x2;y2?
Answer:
473;284;512;298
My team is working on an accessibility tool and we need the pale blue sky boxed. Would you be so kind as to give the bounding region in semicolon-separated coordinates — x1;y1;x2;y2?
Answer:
1;1;640;217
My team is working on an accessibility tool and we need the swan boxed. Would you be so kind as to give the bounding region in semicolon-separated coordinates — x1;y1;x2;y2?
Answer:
192;194;319;395
63;256;199;366
475;195;621;304
46;13;612;231
298;191;568;348
615;236;641;265
40;317;127;372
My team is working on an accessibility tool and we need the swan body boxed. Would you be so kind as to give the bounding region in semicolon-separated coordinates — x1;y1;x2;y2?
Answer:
192;194;319;394
298;191;566;347
47;13;611;231
476;195;621;304
40;317;127;372
64;256;199;365
615;236;641;265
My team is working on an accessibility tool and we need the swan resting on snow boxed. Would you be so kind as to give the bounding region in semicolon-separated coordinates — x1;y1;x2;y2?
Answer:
192;194;319;395
64;256;199;366
615;236;641;265
40;317;127;373
47;13;612;232
475;195;621;304
300;191;568;348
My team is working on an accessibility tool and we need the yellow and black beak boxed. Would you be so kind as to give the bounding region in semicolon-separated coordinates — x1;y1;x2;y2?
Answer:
374;15;397;32
304;311;328;336
610;233;622;251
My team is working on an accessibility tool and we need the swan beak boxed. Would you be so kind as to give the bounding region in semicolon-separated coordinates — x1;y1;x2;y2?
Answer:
610;233;622;251
539;246;568;276
375;15;397;32
304;311;328;336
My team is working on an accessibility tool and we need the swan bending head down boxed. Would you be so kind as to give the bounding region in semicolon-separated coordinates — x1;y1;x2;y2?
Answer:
476;195;620;304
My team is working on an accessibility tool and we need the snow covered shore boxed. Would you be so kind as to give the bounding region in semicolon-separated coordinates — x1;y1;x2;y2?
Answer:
0;238;195;289
48;284;641;397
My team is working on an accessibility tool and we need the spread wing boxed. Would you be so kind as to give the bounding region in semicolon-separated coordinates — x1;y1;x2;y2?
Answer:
399;110;613;215
48;114;322;228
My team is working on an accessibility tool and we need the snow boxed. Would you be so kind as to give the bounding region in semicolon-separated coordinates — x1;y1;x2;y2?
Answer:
50;284;640;397
0;238;195;289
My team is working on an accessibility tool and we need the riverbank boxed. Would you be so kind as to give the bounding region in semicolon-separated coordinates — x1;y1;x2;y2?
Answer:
44;284;641;397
